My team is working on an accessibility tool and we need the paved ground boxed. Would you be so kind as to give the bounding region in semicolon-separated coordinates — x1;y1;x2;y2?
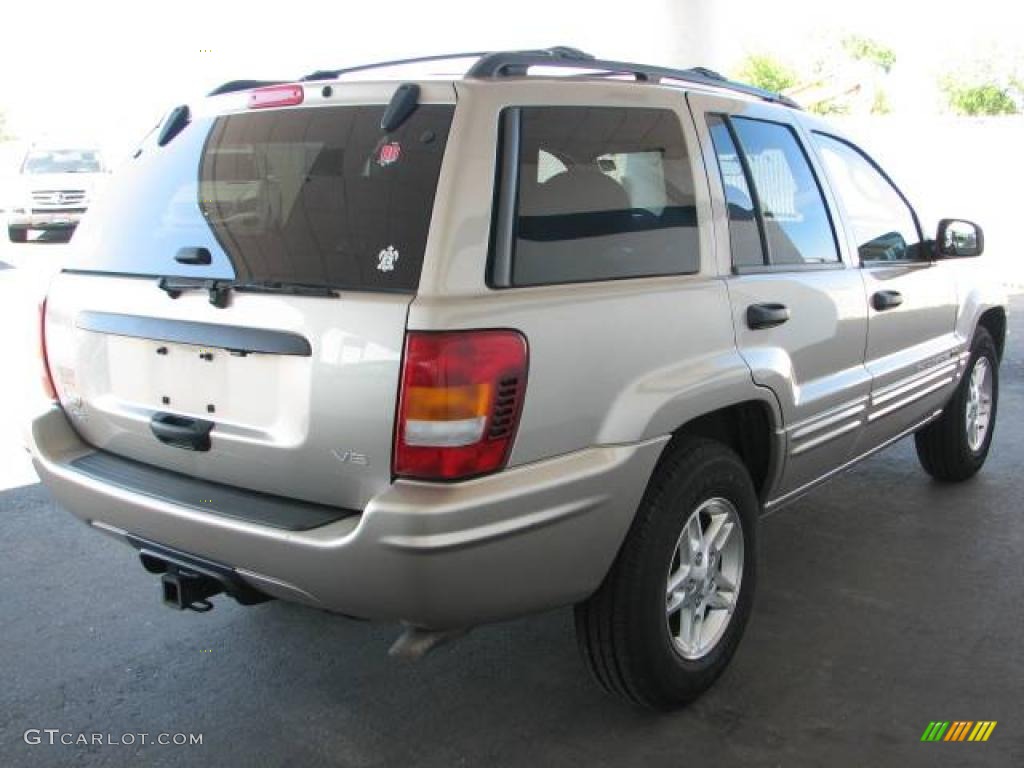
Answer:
0;237;1021;767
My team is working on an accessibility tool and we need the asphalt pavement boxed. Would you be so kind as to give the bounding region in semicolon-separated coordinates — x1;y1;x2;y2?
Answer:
1;237;1022;767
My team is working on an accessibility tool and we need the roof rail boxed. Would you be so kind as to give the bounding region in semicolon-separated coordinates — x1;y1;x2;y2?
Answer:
466;47;800;109
300;52;491;82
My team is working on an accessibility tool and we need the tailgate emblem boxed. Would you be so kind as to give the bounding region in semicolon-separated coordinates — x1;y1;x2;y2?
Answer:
332;449;368;466
378;142;402;167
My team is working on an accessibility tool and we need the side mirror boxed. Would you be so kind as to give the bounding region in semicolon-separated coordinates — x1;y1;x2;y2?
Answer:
936;219;984;258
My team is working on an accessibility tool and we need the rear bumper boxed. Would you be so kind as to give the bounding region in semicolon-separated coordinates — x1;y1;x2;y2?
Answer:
27;406;665;628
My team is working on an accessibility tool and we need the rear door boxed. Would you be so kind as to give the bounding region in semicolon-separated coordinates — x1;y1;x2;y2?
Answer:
689;93;871;499
806;132;960;452
44;84;456;510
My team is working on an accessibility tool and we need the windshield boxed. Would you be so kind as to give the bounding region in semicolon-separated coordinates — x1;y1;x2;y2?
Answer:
22;149;103;174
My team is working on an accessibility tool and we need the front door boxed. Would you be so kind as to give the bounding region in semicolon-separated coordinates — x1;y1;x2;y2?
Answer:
807;132;960;453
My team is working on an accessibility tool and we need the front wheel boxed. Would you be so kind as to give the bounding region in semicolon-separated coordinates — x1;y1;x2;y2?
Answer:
575;437;758;710
914;327;999;482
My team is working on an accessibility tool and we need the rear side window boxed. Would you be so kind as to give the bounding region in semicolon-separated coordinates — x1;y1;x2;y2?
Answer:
725;117;839;267
707;115;764;268
494;106;699;287
68;105;454;293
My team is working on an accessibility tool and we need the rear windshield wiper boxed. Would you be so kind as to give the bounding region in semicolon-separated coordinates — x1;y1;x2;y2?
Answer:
231;281;339;298
158;277;338;308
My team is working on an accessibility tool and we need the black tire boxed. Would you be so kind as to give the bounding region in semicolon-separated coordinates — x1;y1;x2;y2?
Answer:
914;327;999;482
574;437;758;710
8;227;27;243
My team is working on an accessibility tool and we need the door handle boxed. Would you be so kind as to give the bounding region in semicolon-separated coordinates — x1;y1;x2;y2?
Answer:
746;303;790;330
150;412;214;452
872;290;903;311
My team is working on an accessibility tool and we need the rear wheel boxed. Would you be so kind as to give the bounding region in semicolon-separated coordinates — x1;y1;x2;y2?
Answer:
8;227;27;243
575;437;757;710
914;327;999;481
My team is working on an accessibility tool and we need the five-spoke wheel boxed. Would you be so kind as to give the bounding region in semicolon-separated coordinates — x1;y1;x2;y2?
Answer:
665;498;743;660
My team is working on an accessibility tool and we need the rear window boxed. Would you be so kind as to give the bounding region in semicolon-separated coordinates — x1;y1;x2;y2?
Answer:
69;104;454;292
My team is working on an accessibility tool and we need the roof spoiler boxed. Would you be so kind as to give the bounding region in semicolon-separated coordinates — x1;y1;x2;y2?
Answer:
207;80;288;97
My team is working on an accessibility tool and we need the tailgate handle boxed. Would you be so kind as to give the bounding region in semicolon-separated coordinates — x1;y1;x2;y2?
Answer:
150;412;214;452
174;247;212;266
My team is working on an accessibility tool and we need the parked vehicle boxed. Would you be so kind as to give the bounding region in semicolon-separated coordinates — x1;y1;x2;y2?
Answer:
26;48;1007;709
7;146;106;242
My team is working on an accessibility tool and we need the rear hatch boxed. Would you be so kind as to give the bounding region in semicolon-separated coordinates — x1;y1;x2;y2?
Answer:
44;83;456;510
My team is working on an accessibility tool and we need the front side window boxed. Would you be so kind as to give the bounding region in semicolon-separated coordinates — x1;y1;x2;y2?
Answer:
813;133;921;263
730;117;840;266
500;106;700;286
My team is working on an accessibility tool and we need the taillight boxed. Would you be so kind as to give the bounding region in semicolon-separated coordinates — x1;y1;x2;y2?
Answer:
38;299;57;402
248;84;304;109
394;330;528;481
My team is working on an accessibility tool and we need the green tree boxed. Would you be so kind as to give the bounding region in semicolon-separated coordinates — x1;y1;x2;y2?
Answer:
842;36;896;74
736;54;797;94
941;76;1020;115
807;100;850;117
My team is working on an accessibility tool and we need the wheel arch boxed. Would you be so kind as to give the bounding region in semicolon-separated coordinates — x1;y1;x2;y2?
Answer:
658;398;784;503
977;306;1007;362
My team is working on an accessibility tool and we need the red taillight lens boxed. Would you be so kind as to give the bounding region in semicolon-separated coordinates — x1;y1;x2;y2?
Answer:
39;299;57;402
248;84;304;109
394;330;528;481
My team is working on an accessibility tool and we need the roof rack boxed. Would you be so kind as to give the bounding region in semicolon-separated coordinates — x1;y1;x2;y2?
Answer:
210;47;799;109
300;52;491;83
466;47;801;109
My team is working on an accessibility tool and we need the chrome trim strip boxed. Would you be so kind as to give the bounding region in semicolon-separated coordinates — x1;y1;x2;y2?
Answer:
790;418;861;457
872;361;957;406
868;376;953;422
790;402;866;440
763;408;944;515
